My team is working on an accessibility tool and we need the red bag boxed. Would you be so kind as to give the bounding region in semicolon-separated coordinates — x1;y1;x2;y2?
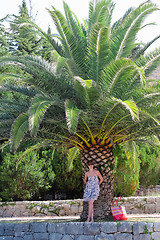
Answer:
111;197;128;221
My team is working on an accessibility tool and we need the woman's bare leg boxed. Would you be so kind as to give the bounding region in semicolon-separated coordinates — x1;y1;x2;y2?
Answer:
86;201;90;222
91;200;94;222
87;199;94;222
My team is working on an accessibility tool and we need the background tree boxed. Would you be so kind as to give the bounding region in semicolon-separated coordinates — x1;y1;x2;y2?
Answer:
0;17;10;56
5;0;51;58
0;0;160;219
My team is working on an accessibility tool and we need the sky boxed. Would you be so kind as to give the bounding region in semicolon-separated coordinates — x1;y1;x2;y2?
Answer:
1;0;160;51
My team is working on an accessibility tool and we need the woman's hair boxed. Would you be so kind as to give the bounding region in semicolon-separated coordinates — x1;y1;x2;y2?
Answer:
87;160;94;166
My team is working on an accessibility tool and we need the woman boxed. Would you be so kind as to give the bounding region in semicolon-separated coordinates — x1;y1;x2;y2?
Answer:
83;161;103;222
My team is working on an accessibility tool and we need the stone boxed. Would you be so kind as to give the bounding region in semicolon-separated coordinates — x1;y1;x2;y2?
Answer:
31;222;47;232
55;223;67;234
13;237;23;240
34;213;46;217
14;223;30;232
49;233;63;240
61;235;74;240
70;205;79;214
151;232;160;240
47;223;56;233
65;222;84;235
43;209;49;215
3;223;15;231
133;234;151;240
59;209;66;216
0;209;4;217
62;204;70;212
114;233;132;240
154;222;160;231
14;232;25;237
3;223;15;236
145;204;156;214
75;235;95;240
95;233;115;240
146;197;156;203
33;232;49;240
84;222;100;235
0;237;13;240
133;222;146;235
117;222;132;232
79;206;83;213
131;207;145;214
145;223;153;233
101;222;117;233
22;212;30;216
23;235;34;240
156;202;160;213
0;224;4;235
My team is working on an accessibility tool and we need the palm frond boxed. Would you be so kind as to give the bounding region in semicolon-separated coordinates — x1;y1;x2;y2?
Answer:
88;0;114;33
137;92;160;111
86;24;111;80
0;55;76;99
99;58;145;96
74;76;93;108
0;98;28;113
111;1;158;59
112;7;133;32
29;94;61;136
113;98;139;121
122;141;139;170
67;146;80;171
3;84;39;97
133;35;160;59
135;48;160;77
0;73;26;84
63;2;86;44
48;7;75;58
10;113;29;152
65;100;82;134
98;97;139;142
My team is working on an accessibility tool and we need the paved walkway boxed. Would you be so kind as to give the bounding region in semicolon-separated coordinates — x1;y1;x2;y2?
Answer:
0;214;160;222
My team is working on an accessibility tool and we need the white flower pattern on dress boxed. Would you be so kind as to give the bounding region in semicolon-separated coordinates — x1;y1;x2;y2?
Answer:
83;175;100;201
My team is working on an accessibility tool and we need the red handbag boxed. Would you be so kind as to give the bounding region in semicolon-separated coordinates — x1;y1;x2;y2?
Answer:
111;197;128;221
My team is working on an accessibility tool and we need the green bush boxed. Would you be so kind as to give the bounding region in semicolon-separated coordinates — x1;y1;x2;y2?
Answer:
139;144;160;188
113;143;160;197
113;145;140;197
42;148;83;199
0;150;55;201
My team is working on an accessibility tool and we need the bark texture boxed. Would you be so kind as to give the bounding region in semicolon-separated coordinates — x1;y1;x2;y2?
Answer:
80;143;115;220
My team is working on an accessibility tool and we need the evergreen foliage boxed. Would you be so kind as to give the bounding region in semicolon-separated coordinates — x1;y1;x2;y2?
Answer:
0;148;55;201
139;144;160;188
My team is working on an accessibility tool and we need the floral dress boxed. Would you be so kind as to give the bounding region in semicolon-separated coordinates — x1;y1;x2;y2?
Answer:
83;175;100;201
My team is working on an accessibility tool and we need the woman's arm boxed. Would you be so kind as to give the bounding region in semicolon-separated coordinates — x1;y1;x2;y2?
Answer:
97;171;103;185
83;172;88;184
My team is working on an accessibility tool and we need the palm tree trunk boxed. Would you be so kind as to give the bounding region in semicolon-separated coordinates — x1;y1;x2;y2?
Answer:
80;144;115;220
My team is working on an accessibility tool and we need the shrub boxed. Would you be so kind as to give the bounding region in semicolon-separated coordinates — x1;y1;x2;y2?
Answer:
0;150;55;201
42;148;83;199
113;145;140;197
139;144;160;188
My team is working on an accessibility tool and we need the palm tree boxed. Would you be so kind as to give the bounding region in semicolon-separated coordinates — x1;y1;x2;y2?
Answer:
1;0;160;219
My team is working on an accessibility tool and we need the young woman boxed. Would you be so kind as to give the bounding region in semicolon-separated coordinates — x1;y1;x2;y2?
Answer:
83;161;103;222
